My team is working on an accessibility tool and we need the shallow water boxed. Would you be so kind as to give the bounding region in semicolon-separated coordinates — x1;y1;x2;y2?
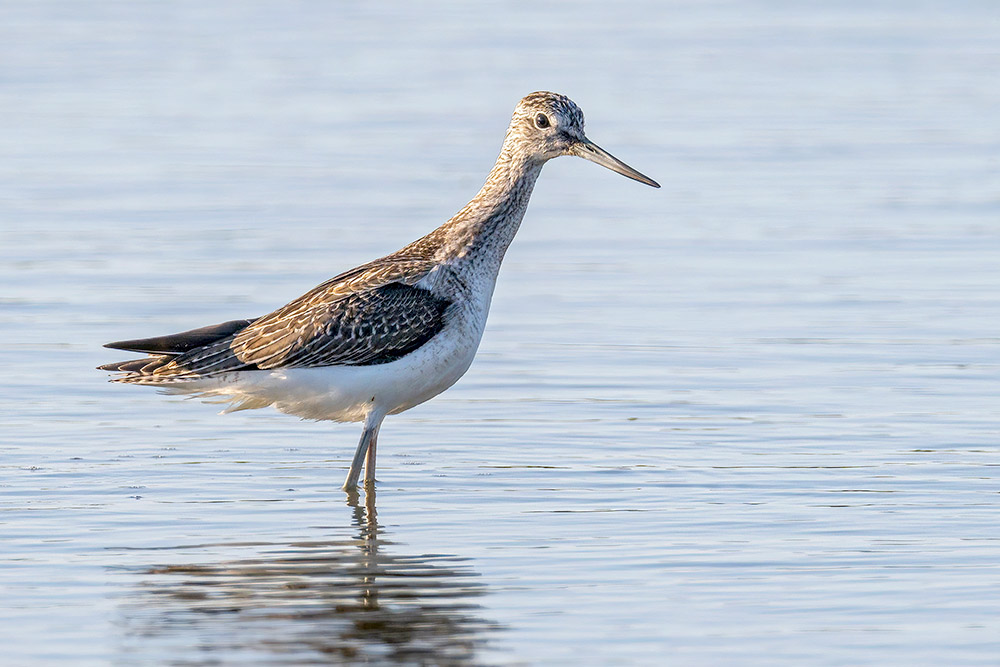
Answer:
2;2;1000;665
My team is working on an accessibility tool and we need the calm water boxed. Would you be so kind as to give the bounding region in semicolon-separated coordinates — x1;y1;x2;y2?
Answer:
2;2;999;665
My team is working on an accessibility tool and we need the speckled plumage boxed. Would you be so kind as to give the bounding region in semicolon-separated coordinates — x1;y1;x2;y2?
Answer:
100;91;658;491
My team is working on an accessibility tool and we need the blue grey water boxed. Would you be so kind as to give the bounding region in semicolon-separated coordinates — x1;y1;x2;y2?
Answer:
2;2;999;665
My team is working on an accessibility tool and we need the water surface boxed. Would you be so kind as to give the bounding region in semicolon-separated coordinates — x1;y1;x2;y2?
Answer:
2;2;999;665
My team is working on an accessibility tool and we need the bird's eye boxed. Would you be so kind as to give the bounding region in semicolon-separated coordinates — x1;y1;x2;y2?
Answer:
534;113;550;129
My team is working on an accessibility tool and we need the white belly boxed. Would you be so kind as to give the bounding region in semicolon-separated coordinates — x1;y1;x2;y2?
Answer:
170;302;488;423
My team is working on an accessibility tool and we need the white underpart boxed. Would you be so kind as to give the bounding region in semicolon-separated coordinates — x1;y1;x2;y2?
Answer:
164;273;493;423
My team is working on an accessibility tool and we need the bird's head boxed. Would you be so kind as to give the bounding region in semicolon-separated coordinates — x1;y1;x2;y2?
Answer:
506;91;659;188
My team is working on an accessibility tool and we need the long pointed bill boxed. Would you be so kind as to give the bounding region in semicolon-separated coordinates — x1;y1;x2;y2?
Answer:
571;137;660;188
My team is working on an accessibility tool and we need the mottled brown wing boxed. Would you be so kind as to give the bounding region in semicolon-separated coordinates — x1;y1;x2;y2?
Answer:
152;280;450;379
231;282;451;368
104;252;447;381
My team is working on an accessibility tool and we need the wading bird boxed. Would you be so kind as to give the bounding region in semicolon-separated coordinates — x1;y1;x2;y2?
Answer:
100;91;659;491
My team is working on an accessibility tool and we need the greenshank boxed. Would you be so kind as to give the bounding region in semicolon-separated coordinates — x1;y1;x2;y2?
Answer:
100;91;659;491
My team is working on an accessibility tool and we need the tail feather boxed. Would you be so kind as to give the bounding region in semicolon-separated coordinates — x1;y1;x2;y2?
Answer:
99;317;259;384
98;356;171;374
98;355;191;383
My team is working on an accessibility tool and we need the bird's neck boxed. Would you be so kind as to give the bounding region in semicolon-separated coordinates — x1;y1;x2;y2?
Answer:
433;143;544;269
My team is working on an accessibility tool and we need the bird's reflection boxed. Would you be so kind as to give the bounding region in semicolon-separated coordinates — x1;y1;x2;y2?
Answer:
118;487;498;665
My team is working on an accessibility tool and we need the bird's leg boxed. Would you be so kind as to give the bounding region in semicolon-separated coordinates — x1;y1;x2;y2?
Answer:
342;428;372;491
342;411;384;492
364;427;378;487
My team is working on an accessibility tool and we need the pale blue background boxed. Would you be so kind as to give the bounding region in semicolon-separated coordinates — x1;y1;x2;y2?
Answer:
2;2;998;665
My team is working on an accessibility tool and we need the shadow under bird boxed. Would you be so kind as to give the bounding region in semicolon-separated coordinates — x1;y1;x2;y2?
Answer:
100;91;659;491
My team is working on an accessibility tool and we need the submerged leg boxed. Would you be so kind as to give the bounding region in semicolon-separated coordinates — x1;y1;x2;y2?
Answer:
342;411;384;492
342;426;374;491
364;427;378;487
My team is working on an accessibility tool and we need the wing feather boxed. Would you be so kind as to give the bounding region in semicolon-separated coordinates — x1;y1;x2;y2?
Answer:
232;282;450;369
102;253;448;382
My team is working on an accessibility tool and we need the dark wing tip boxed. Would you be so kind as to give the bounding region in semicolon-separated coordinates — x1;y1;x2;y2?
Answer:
102;318;258;355
102;339;164;353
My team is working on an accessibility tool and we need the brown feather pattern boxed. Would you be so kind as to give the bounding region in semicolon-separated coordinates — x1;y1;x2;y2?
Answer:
106;252;451;383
